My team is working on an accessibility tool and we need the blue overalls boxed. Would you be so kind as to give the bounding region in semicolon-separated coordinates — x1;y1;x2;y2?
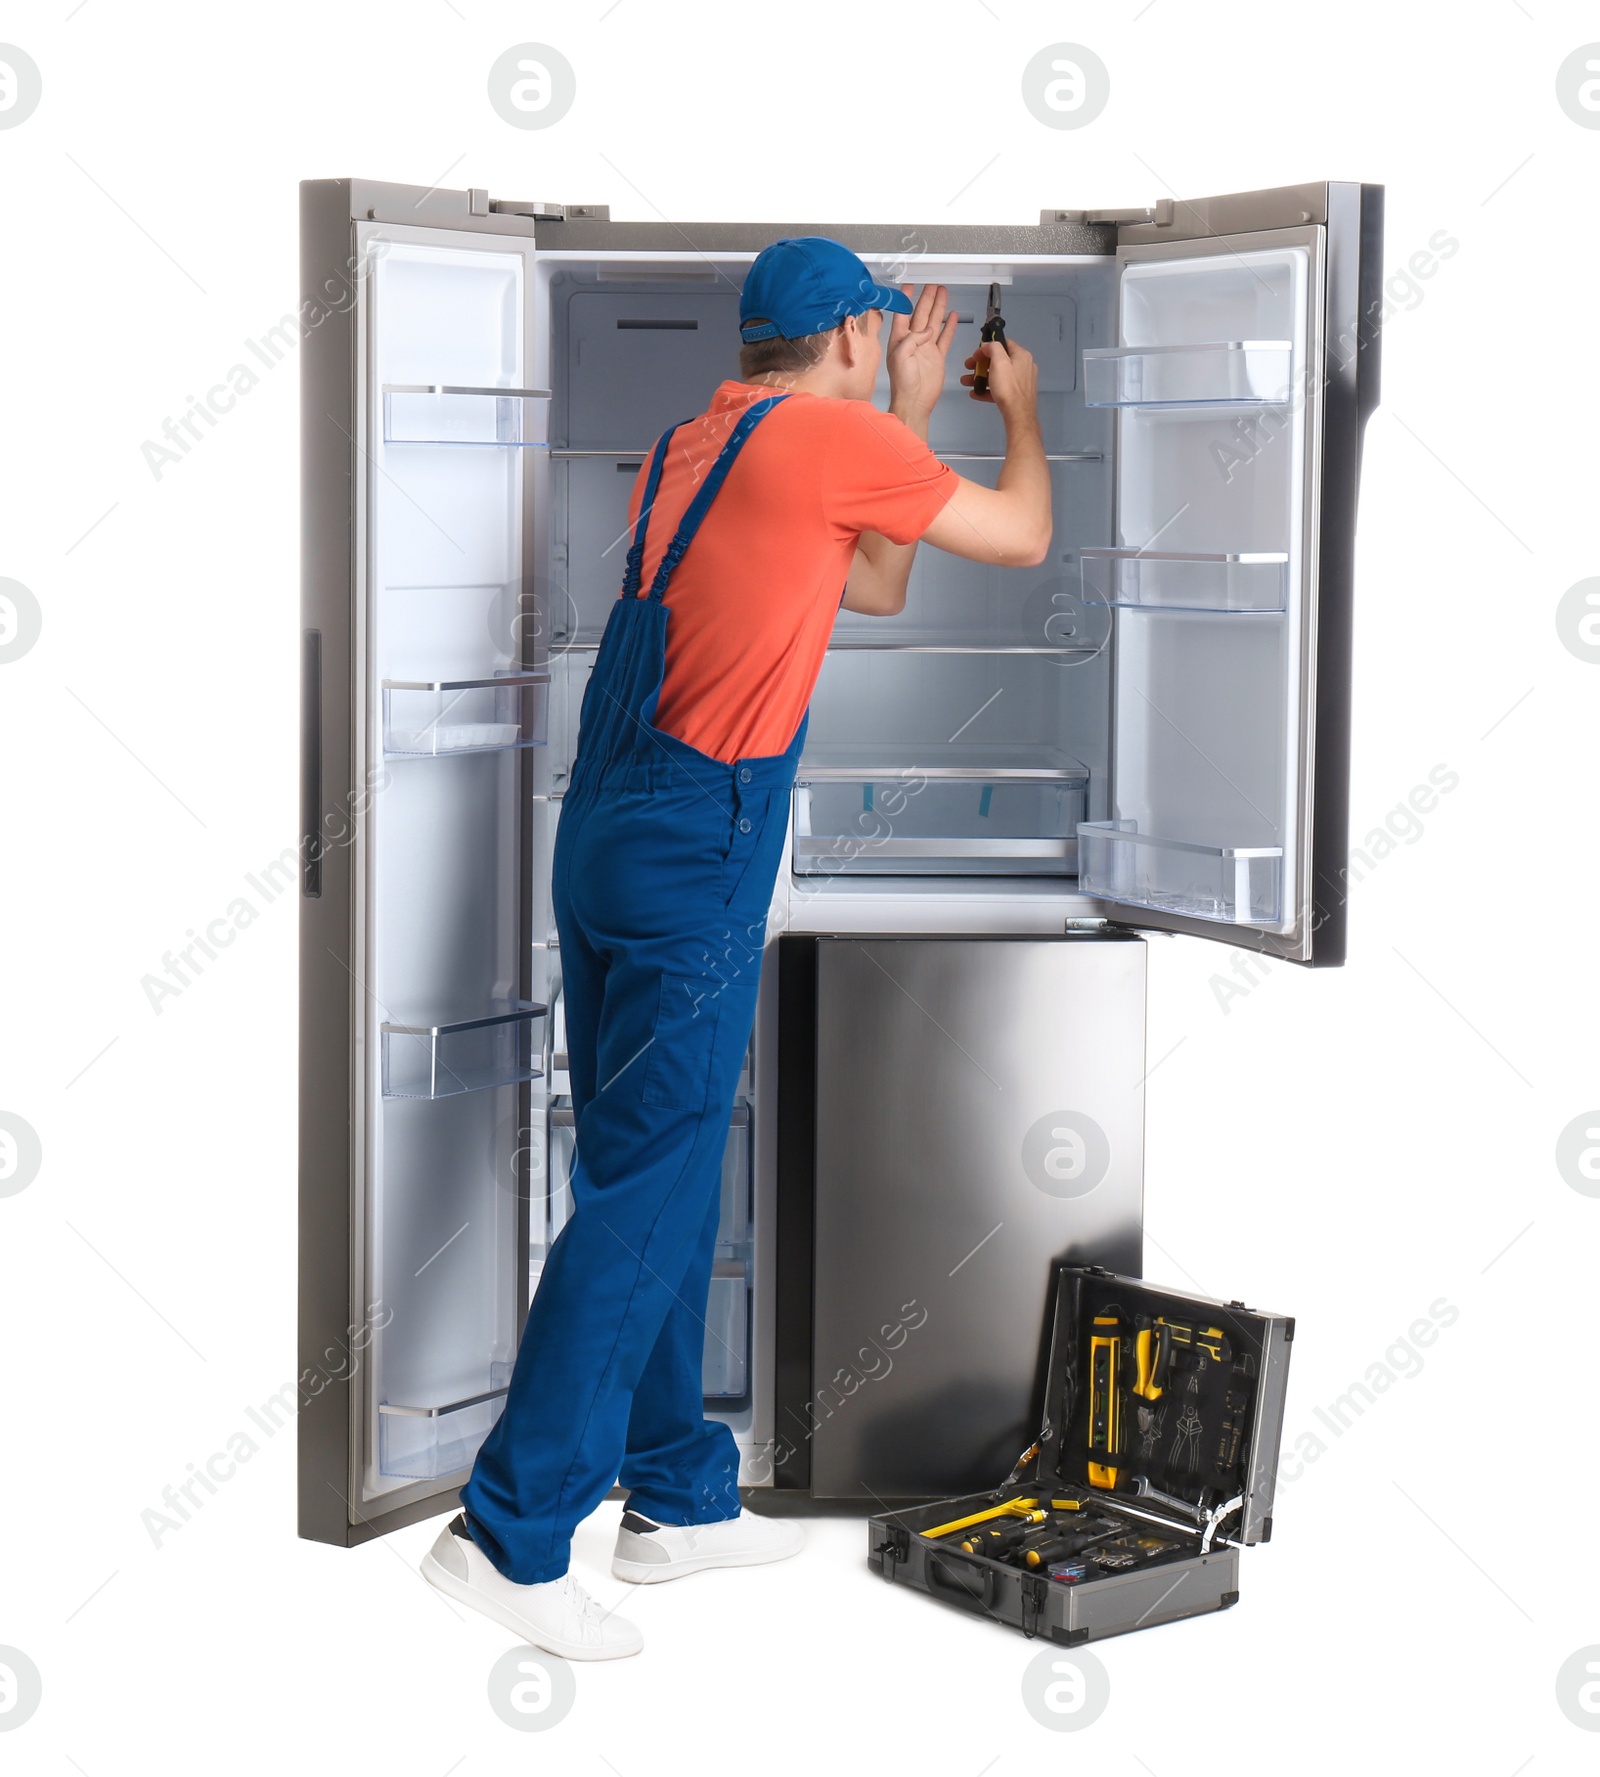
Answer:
462;396;804;1584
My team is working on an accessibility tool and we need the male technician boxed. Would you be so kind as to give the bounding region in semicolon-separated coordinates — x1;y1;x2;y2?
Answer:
421;237;1051;1658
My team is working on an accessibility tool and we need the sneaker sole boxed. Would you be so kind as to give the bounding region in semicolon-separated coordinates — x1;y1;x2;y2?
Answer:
420;1549;643;1660
612;1537;803;1585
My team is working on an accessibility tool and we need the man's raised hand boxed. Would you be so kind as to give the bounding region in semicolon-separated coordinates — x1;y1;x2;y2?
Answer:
886;282;959;437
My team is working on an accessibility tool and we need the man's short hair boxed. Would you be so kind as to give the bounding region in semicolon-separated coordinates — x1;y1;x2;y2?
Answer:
738;308;878;380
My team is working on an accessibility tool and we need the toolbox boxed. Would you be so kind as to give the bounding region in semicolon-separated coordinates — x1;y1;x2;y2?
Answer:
866;1265;1293;1645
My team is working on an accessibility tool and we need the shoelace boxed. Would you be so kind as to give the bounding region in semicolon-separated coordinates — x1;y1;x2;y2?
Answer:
558;1572;608;1642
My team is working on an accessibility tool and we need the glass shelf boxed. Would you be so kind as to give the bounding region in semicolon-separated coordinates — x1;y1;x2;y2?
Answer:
382;384;552;446
825;640;1099;655
378;1385;507;1480
381;1002;547;1100
795;753;1089;877
937;451;1103;464
1080;550;1289;614
382;672;550;756
1082;341;1292;408
1077;821;1283;925
546;448;1104;464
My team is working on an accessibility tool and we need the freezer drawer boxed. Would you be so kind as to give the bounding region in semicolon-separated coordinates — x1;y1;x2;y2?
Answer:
775;935;1145;1500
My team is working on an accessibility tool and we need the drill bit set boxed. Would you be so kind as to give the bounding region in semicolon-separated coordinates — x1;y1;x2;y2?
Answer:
868;1266;1294;1646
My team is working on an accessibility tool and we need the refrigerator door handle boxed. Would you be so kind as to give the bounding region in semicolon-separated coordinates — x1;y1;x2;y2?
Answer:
301;629;321;899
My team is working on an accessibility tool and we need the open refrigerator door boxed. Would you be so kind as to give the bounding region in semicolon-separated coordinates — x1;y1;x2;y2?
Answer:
1079;186;1382;963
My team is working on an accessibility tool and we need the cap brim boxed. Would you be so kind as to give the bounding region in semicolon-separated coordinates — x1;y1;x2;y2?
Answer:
865;283;915;315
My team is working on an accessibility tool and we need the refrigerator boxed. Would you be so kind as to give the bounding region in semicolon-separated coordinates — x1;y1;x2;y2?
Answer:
298;178;1382;1544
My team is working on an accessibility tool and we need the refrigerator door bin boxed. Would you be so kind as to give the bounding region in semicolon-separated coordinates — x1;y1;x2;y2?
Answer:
377;1387;508;1481
381;1003;547;1100
383;672;550;756
382;384;551;446
1077;822;1283;926
793;761;1089;877
702;1263;751;1400
1080;550;1288;614
1082;341;1292;407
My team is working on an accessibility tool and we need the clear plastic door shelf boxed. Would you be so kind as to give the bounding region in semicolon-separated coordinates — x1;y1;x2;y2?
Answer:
1080;550;1289;614
1077;822;1284;926
1082;341;1293;407
383;672;550;756
382;384;551;446
381;1003;547;1100
377;1388;508;1481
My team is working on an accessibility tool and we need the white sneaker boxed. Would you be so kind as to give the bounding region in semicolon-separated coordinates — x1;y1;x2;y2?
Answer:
612;1507;805;1584
421;1515;643;1660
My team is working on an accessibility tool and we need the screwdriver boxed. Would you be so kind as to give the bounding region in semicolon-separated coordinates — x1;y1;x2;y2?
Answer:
1020;1525;1125;1569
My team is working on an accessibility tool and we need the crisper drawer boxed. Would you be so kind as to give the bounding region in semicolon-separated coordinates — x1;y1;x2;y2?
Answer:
793;761;1089;877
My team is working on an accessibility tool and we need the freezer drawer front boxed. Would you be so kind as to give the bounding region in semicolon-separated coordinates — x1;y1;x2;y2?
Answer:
1089;181;1382;966
782;935;1145;1501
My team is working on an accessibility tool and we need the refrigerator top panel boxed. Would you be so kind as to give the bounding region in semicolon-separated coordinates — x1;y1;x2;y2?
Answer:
318;178;1120;256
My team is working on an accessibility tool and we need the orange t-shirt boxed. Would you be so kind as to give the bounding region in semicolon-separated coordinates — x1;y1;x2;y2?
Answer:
624;380;957;762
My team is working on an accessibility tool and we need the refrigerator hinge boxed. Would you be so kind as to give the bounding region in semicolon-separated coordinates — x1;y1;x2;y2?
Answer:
472;191;611;222
1042;200;1174;227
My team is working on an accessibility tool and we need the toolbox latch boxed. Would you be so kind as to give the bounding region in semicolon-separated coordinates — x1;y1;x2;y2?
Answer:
875;1525;911;1581
1020;1573;1049;1640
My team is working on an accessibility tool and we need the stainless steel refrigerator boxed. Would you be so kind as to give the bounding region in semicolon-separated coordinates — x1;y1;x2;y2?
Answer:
298;178;1381;1543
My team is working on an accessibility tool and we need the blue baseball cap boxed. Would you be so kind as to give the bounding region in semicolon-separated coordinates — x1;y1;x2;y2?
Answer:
739;236;913;343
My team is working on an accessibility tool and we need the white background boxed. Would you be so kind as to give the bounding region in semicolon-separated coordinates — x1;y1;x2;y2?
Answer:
1;0;1597;1768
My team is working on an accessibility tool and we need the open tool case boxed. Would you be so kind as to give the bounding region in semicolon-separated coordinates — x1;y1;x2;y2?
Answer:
867;1266;1293;1644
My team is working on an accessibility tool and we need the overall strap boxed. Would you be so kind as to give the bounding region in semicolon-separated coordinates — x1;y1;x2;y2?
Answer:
621;422;688;599
644;394;790;605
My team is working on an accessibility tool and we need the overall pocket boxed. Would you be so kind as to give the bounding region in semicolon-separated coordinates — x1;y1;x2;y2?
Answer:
641;973;759;1112
720;786;783;911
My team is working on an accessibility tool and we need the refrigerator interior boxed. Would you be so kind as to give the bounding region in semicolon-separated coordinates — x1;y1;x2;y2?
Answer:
538;255;1122;878
530;251;1127;1469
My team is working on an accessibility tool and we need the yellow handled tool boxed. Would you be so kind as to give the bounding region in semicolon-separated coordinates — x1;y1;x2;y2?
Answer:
921;1498;1083;1541
1133;1323;1166;1402
1088;1313;1122;1488
1159;1317;1230;1365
